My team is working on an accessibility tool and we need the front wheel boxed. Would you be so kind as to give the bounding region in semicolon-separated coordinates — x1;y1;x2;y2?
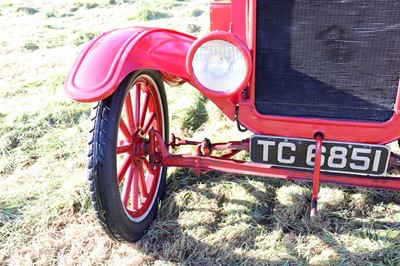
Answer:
87;70;169;243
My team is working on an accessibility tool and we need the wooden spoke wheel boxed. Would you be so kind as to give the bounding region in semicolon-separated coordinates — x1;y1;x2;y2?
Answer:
88;70;168;243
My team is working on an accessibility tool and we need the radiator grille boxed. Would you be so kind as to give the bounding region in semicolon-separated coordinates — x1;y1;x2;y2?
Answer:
255;0;400;122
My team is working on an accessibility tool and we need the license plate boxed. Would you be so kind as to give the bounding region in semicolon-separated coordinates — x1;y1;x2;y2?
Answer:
250;135;390;176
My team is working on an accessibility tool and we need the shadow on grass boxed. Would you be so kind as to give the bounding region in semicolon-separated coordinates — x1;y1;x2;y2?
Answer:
135;168;400;265
0;205;21;227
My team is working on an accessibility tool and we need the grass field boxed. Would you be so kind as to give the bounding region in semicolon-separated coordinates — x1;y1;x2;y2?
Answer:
1;1;400;265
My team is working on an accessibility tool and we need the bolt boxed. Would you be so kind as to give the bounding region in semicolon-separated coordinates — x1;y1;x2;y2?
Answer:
241;88;249;100
153;152;162;164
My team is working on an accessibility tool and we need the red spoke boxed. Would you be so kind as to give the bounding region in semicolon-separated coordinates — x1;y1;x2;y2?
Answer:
139;92;150;128
117;142;132;154
119;119;132;140
121;163;134;207
138;163;148;199
143;158;155;176
118;155;131;184
134;84;141;130
125;91;135;132
131;168;139;210
117;75;165;219
146;171;154;189
142;112;156;133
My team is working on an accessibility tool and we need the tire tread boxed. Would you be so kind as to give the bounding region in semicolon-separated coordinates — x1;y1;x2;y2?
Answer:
87;70;168;243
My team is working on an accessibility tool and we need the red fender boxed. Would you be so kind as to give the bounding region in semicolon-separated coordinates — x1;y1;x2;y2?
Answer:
65;27;196;102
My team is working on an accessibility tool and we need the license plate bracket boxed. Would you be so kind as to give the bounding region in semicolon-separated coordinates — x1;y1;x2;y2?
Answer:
250;135;390;176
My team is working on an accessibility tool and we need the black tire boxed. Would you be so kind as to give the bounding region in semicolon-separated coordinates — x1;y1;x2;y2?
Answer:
87;70;169;243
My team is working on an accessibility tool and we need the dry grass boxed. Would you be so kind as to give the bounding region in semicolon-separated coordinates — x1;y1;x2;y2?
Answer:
1;0;400;265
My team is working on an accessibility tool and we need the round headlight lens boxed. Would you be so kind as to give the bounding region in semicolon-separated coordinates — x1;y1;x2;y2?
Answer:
192;40;247;92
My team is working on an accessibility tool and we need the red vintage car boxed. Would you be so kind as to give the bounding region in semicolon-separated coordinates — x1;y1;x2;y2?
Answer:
65;0;400;243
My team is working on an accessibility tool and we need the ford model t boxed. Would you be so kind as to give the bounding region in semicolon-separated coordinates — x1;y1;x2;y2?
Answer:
65;0;400;243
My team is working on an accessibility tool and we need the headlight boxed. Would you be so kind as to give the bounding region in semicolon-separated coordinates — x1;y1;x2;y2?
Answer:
187;32;251;97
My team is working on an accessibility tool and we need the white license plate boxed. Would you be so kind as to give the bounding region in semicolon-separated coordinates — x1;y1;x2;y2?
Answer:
250;135;390;176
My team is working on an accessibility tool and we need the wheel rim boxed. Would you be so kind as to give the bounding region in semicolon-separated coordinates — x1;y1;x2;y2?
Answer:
116;74;164;219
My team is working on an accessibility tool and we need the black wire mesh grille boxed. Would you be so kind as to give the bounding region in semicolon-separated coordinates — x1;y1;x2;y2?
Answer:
255;0;400;122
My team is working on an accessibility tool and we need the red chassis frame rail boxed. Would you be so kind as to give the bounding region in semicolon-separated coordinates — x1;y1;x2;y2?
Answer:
148;130;400;192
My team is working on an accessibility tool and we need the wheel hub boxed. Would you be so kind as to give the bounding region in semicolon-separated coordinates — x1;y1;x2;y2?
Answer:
132;130;147;164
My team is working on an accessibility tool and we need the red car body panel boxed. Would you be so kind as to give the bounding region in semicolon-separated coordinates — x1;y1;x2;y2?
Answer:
208;0;400;145
236;0;400;144
65;0;400;193
65;0;400;144
210;1;231;32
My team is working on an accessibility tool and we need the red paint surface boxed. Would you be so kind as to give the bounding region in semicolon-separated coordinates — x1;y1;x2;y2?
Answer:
65;28;196;102
65;0;400;190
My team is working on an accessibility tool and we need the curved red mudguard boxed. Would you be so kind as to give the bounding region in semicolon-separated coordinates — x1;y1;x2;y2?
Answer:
65;27;196;102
